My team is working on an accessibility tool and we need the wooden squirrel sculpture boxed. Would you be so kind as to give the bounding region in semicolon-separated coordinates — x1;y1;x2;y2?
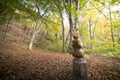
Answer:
70;28;84;58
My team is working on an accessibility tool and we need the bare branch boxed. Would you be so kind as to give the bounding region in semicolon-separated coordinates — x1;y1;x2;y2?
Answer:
89;1;109;19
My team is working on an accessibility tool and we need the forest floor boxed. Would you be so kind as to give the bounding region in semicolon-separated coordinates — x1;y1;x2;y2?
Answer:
0;25;120;80
0;42;120;80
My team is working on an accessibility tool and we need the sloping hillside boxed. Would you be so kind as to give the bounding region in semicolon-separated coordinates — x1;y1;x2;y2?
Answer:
0;25;33;44
0;42;120;80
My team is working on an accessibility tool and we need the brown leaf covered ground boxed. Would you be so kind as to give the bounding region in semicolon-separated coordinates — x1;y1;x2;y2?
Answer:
0;42;120;80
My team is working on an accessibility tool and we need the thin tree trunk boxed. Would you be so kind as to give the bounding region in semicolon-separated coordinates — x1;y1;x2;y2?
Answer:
57;0;65;53
26;29;30;36
61;16;65;53
109;7;114;43
67;0;74;52
65;30;70;45
28;2;46;50
29;31;36;50
93;15;99;39
118;27;120;42
3;18;11;40
68;13;73;52
74;0;80;29
23;28;30;42
88;20;92;51
28;21;37;50
63;0;73;52
28;21;41;50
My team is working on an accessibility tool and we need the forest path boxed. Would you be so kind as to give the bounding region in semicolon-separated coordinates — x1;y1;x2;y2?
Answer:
0;42;120;80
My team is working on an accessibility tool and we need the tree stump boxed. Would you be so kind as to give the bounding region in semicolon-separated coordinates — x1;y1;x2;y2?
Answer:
73;58;88;80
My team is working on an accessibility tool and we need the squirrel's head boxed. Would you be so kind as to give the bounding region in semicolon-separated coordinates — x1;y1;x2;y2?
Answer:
72;28;79;39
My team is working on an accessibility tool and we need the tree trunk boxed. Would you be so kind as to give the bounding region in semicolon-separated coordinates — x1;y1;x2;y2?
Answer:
62;17;65;53
28;21;41;50
65;30;70;45
93;15;99;39
118;27;120;42
57;0;65;53
23;28;30;42
67;0;74;52
63;0;73;52
28;2;44;50
68;13;73;52
88;20;93;51
109;7;114;44
29;31;36;50
3;18;11;40
74;0;80;29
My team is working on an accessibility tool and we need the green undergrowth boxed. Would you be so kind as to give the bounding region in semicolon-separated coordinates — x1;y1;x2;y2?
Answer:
36;38;120;58
36;39;69;53
84;44;120;58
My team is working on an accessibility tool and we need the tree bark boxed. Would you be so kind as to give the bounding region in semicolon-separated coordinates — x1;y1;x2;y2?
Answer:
29;31;36;50
74;0;80;29
61;15;65;53
3;18;11;40
93;15;99;39
57;0;65;53
28;2;46;50
65;0;74;52
68;12;73;52
88;20;92;51
65;30;70;45
63;0;73;52
28;20;41;50
118;27;120;42
109;7;114;43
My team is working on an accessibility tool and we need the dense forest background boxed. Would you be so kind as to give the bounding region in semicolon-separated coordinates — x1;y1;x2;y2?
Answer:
0;0;120;58
0;0;120;80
